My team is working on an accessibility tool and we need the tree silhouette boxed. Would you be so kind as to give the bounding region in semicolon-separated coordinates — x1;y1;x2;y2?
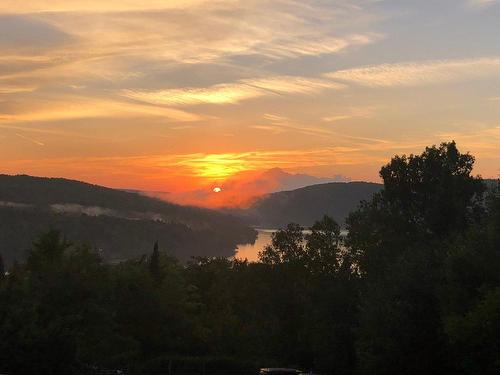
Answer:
0;253;4;280
346;142;487;375
149;240;161;281
258;223;305;265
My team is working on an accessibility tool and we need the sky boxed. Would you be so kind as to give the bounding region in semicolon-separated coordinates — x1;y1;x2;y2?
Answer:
1;0;500;207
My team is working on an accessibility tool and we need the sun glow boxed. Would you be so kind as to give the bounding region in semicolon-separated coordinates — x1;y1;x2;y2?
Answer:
179;153;254;180
213;187;222;193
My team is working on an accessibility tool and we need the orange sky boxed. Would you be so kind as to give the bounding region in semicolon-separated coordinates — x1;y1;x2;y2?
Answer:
1;1;500;207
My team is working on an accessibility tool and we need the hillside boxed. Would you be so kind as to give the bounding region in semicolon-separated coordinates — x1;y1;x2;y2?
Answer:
240;181;383;228
0;175;256;265
240;179;499;228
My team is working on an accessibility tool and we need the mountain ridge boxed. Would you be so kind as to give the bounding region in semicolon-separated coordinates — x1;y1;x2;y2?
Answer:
232;181;383;228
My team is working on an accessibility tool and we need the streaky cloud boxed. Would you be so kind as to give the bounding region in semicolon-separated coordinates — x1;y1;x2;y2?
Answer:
0;96;201;123
121;76;344;106
467;0;499;7
326;58;500;87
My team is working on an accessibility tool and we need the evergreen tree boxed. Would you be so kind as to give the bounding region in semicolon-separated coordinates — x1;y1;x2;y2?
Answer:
149;240;161;281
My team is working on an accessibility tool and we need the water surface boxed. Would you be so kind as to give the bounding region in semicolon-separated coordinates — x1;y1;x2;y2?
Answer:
234;228;348;262
234;229;276;262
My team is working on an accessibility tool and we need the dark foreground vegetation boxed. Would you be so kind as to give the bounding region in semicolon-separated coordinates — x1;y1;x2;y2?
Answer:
1;142;499;375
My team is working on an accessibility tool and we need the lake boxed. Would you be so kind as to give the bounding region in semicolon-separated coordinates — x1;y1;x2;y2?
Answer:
234;229;276;262
234;228;348;262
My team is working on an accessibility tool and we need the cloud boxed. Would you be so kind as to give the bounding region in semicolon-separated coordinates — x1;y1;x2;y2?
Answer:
6;1;379;67
253;110;385;139
249;33;381;60
467;0;499;7
0;0;219;13
322;106;377;122
436;124;500;159
326;58;500;87
0;96;201;123
0;85;38;94
245;76;345;95
14;133;45;146
122;84;263;106
254;113;336;137
0;0;379;129
122;76;344;106
0;15;71;52
0;124;102;141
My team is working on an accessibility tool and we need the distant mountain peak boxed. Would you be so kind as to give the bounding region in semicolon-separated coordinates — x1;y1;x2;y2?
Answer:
261;167;289;177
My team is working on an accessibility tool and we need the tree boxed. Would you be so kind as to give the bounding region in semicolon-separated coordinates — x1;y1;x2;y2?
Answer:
303;217;358;374
258;223;305;266
379;141;484;238
441;188;500;374
0;253;4;280
149;240;162;281
305;215;344;275
26;229;71;274
346;142;486;375
347;141;486;275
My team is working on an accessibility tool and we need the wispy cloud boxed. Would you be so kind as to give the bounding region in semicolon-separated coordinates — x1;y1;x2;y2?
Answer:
251;33;381;59
0;96;201;123
0;0;379;129
122;84;263;106
122;76;344;106
0;124;103;141
0;0;219;13
326;58;500;87
14;133;45;146
254;116;334;137
322;106;377;122
0;85;38;94
467;0;499;7
436;124;500;159
253;112;388;141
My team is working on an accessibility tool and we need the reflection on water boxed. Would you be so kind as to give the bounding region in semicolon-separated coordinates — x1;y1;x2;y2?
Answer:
235;228;348;262
234;229;276;262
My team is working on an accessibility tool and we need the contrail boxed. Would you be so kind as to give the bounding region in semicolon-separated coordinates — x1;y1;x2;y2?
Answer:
15;133;45;146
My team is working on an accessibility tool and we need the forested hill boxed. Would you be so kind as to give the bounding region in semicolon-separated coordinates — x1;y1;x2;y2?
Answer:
0;174;256;265
242;179;499;228
240;181;384;228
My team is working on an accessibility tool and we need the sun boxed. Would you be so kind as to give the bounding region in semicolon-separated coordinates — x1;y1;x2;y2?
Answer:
213;187;222;193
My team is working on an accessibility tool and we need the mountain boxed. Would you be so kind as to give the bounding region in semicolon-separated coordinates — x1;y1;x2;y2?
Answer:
258;168;348;193
0;174;256;266
238;181;383;228
239;178;500;228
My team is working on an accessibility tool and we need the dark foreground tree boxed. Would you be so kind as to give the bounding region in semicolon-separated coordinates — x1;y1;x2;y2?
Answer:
0;253;4;280
149;240;161;281
347;142;486;375
257;216;358;374
441;187;500;375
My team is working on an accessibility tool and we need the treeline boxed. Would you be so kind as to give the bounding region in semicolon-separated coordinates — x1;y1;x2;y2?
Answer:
1;142;500;375
0;208;255;265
